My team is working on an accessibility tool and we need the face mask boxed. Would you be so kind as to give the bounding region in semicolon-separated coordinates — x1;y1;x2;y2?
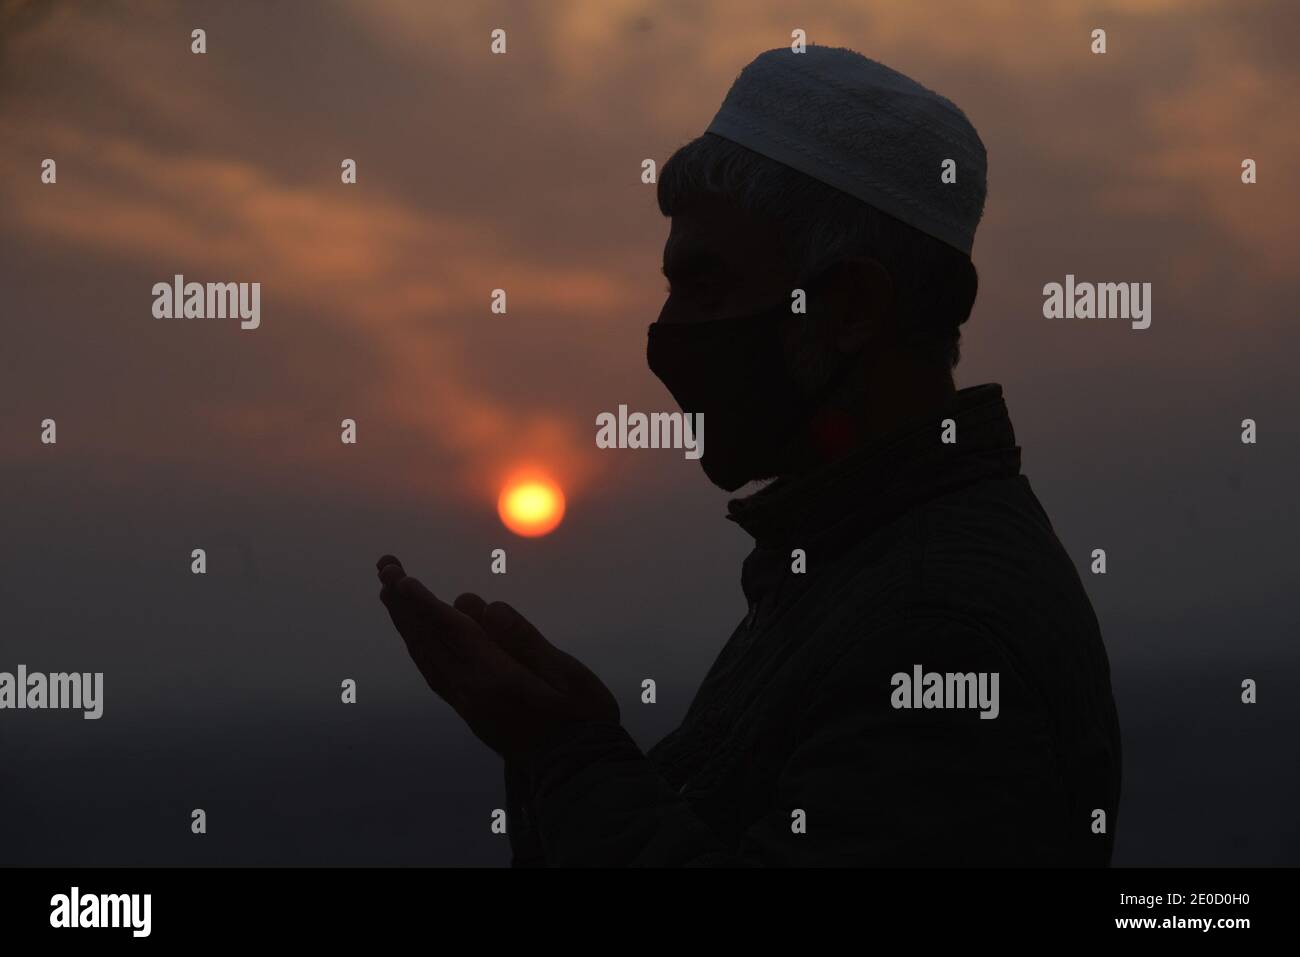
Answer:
647;291;850;492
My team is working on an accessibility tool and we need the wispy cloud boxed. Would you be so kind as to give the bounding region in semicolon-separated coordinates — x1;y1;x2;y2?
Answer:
2;0;1296;508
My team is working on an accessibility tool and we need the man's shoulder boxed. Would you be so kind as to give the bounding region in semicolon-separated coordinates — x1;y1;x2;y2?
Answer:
859;474;1088;612
827;474;1102;665
813;473;1113;718
916;474;1079;585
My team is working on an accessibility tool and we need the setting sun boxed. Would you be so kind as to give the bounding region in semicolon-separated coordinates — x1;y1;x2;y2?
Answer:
497;474;566;537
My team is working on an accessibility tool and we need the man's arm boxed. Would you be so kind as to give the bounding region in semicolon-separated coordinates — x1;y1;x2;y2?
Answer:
508;620;1067;866
504;761;547;866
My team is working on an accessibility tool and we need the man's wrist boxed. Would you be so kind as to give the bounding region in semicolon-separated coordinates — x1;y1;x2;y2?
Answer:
506;720;635;796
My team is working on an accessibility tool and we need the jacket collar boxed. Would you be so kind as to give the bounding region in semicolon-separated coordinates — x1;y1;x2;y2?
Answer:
725;383;1022;554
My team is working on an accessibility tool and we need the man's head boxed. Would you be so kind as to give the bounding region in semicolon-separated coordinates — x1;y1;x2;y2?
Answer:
647;46;986;492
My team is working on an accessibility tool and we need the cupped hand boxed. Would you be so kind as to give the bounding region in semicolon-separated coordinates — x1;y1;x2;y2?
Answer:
376;554;620;759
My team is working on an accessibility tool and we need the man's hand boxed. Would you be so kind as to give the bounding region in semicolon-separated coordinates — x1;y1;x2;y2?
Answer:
375;554;620;759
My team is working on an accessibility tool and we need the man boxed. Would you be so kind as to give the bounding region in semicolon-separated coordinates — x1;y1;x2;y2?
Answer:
376;45;1122;866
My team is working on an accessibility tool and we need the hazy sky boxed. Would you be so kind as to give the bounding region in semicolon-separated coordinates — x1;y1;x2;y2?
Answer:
1;0;1297;865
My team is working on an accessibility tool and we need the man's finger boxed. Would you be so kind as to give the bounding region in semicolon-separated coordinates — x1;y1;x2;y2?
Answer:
392;575;486;654
380;584;458;694
480;601;574;692
454;592;487;623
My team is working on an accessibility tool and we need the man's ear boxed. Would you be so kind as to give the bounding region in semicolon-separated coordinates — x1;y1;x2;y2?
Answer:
819;256;894;354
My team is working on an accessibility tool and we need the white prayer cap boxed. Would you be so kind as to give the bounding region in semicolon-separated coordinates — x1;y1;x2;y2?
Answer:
705;45;987;255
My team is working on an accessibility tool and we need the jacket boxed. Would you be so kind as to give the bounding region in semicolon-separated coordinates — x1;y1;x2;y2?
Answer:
503;383;1122;866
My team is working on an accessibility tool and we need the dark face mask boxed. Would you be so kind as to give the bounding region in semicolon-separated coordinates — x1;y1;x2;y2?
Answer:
647;291;848;492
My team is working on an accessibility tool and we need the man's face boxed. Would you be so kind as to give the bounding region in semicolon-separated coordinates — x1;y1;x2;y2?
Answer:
650;195;817;491
657;195;797;325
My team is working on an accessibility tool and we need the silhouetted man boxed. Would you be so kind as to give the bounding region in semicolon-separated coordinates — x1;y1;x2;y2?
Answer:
377;46;1121;866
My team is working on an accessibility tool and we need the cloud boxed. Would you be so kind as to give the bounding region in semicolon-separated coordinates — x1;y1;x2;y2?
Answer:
1;0;1296;509
0;118;624;502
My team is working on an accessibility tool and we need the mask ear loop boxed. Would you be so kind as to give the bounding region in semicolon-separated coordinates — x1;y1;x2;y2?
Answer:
787;261;863;416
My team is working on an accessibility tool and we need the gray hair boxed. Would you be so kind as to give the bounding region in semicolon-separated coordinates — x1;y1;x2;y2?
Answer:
657;133;978;371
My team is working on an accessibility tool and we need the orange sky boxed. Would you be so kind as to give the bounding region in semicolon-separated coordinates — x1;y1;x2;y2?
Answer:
1;0;1297;522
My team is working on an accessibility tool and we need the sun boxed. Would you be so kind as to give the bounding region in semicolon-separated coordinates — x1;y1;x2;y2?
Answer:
497;474;566;537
